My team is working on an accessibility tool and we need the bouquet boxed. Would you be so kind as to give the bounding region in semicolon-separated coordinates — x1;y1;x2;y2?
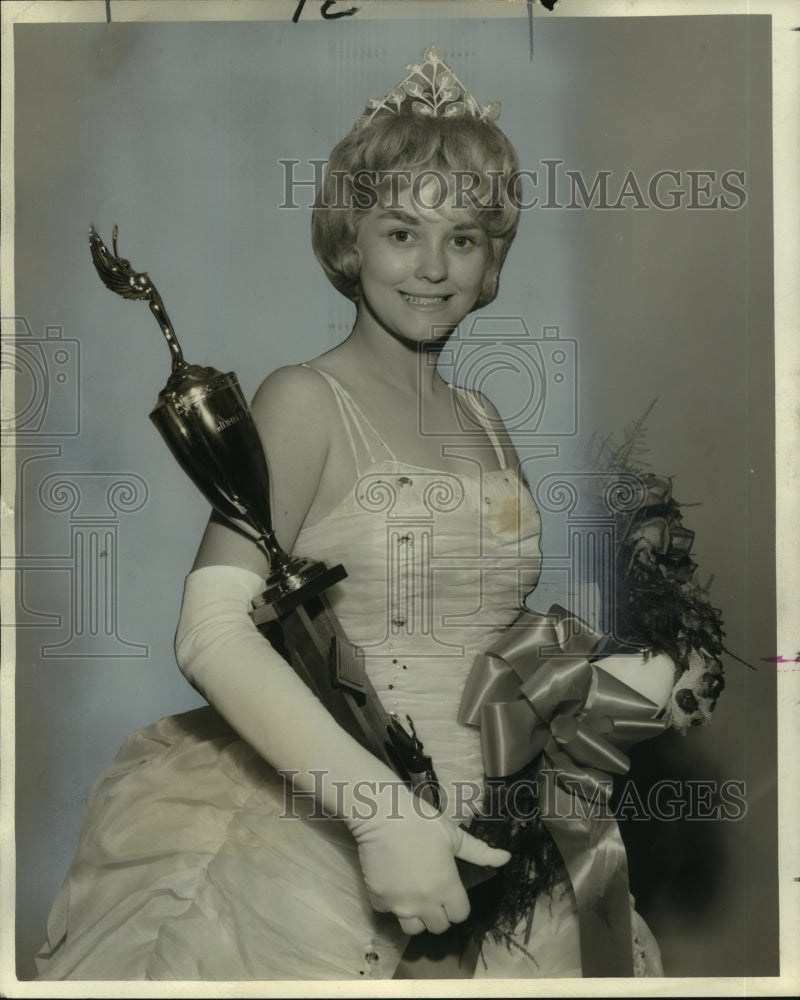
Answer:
462;403;740;962
584;401;735;733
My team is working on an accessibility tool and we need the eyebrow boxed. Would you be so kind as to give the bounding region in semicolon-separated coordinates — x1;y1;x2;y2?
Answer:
375;209;482;232
376;210;421;225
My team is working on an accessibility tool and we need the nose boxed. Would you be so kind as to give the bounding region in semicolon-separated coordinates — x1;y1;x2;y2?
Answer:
415;239;448;283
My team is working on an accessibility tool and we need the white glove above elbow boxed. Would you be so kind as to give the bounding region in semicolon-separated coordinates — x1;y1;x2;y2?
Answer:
174;563;510;934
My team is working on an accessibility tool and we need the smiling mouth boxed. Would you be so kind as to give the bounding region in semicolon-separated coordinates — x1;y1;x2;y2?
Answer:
400;292;452;306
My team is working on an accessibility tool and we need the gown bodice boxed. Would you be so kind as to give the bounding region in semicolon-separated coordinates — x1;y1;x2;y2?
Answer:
34;366;661;982
293;367;542;800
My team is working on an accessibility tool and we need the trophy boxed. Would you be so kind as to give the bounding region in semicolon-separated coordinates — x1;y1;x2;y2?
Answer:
92;228;495;793
88;224;424;775
88;226;497;893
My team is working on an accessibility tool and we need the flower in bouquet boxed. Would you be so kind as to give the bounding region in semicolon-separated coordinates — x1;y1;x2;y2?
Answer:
584;407;731;734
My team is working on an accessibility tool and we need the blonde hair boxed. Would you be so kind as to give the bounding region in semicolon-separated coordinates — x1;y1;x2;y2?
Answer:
311;108;521;309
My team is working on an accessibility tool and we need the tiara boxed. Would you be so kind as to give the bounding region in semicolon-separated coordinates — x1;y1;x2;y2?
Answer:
355;44;500;129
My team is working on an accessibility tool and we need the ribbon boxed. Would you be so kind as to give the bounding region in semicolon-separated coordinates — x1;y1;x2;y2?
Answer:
458;604;666;977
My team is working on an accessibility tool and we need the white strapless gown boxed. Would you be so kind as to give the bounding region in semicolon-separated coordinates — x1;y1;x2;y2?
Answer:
35;453;662;981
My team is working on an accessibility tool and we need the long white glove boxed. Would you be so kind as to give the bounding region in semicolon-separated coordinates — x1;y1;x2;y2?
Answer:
175;564;510;934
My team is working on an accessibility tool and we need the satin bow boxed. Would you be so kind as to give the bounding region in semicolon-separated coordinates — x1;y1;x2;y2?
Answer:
459;605;666;977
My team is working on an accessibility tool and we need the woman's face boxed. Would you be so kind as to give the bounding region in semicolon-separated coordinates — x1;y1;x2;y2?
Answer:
353;179;491;345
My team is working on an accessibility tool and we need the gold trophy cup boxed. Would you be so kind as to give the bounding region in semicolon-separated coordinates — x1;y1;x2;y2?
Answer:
88;225;496;890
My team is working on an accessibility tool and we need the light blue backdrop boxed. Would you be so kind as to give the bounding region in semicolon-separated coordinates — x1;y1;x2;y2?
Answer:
12;12;775;980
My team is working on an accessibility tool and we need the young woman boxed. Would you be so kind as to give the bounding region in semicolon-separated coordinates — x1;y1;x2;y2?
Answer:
36;47;672;981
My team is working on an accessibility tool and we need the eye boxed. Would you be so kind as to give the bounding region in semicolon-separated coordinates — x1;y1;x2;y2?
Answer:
389;230;412;243
451;234;477;249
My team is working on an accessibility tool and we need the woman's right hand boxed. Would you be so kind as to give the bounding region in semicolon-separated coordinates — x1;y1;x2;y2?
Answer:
347;785;510;935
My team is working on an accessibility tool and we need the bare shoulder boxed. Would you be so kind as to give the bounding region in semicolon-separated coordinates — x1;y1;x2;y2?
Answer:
251;364;338;447
192;366;338;572
460;386;521;472
251;363;337;420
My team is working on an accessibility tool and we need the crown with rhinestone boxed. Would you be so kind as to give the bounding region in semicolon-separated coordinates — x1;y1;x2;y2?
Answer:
355;44;500;130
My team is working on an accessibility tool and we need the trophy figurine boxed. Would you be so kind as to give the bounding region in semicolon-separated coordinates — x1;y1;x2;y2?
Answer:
88;225;496;889
87;224;409;769
89;225;336;610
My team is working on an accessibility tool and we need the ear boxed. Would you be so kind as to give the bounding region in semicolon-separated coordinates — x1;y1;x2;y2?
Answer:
479;261;501;306
334;244;361;303
341;246;361;282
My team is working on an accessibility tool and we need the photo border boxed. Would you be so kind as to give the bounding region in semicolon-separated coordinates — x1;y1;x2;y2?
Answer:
1;1;797;997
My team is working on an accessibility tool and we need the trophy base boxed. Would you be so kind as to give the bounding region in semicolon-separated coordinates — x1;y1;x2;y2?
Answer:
250;562;498;894
250;558;347;624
